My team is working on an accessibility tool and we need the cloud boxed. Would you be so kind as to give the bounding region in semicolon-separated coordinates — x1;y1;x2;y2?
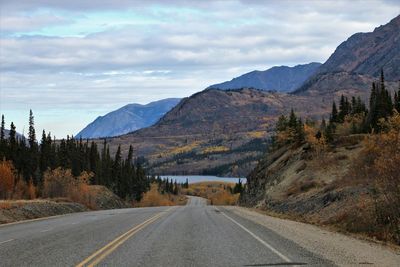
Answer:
0;0;399;137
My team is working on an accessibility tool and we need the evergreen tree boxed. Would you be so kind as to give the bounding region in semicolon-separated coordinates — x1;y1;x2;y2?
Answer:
28;109;36;147
233;179;243;194
288;109;297;128
366;72;392;132
0;115;4;142
295;118;305;144
395;84;400;112
330;102;339;123
276;115;288;132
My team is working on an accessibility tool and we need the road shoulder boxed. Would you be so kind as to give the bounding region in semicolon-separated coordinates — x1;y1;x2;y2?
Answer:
224;206;400;266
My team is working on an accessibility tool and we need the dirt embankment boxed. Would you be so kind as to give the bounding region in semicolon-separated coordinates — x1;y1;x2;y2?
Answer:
240;135;400;245
0;185;130;224
0;199;87;224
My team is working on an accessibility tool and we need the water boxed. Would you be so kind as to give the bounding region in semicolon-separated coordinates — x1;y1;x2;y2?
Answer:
160;175;246;184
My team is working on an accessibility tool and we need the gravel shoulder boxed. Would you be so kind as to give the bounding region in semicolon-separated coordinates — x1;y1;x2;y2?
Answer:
225;206;400;267
0;199;88;224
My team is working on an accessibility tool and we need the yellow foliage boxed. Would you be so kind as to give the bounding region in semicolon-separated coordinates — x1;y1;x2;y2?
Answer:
202;146;229;154
246;131;265;138
276;128;295;145
135;184;187;207
336;113;365;136
182;181;239;205
158;141;202;157
349;111;400;243
304;124;327;155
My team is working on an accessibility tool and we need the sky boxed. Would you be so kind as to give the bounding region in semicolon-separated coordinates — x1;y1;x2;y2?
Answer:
0;0;399;138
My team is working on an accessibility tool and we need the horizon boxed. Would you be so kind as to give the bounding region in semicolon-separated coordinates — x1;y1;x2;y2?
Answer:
1;0;399;138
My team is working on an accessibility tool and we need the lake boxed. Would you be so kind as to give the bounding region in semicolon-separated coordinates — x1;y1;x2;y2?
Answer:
160;175;246;184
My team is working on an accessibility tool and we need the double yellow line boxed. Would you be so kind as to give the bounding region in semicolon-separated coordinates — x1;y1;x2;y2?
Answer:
76;207;174;267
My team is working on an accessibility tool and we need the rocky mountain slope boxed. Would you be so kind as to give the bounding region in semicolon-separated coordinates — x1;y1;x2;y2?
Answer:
208;62;321;92
77;98;181;138
102;88;326;176
295;15;400;97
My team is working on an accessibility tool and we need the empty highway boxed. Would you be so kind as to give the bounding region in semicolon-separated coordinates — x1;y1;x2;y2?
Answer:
0;197;354;266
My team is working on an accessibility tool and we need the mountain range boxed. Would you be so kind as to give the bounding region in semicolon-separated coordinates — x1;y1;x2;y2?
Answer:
76;98;181;138
97;15;399;176
208;62;321;92
294;15;400;97
78;62;321;138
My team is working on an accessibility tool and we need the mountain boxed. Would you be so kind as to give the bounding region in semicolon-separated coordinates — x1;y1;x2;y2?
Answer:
3;129;24;140
101;15;399;177
76;98;181;138
101;88;326;177
295;15;400;96
208;62;321;92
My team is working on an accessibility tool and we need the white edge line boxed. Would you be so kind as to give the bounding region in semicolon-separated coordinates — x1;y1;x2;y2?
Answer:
217;208;292;263
0;239;14;245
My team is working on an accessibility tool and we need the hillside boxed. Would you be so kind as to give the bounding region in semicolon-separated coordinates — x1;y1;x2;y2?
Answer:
102;88;327;177
295;15;400;97
208;62;321;92
76;98;181;138
240;83;400;245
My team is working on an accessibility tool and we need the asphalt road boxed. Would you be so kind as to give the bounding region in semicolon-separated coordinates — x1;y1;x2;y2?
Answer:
0;197;334;267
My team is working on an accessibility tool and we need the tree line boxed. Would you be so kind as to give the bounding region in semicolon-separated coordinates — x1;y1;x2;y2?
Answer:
273;70;400;147
0;111;149;201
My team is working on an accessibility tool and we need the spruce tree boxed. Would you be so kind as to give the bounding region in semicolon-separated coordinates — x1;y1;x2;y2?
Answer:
395;84;400;112
276;115;288;132
330;102;339;123
9;122;16;145
288;109;297;128
0;115;4;142
28;109;36;147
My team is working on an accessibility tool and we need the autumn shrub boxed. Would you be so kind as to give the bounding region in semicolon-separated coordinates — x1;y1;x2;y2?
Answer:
0;160;16;199
135;184;186;207
304;124;327;156
42;168;96;208
336;113;366;136
13;178;36;200
348;111;400;244
182;181;239;205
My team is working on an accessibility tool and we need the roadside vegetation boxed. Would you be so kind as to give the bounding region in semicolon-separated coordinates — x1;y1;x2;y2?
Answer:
134;183;187;207
182;180;244;205
0;110;150;206
242;71;400;245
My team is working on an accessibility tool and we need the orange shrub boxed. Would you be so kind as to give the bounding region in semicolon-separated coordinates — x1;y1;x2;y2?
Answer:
348;111;400;244
42;168;96;208
0;160;16;199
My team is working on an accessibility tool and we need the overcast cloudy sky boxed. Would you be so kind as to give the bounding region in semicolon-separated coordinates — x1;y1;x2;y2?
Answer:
0;0;399;137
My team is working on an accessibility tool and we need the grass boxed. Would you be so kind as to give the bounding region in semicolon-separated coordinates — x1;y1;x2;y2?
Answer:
182;181;240;205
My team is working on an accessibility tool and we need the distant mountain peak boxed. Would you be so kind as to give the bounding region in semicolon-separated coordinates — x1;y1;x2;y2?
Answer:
208;62;321;93
76;98;181;139
295;15;400;95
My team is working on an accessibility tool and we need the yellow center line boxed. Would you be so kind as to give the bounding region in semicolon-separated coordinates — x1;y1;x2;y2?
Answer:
76;207;175;267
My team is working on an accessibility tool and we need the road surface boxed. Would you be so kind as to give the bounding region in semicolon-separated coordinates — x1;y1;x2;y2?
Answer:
0;196;334;266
